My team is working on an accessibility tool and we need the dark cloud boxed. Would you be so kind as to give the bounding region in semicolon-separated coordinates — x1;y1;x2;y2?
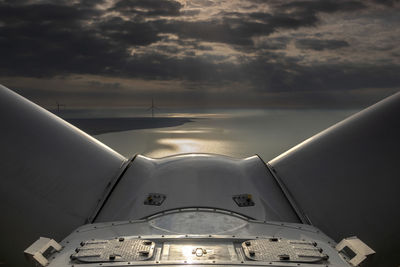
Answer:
0;0;398;108
278;0;366;14
0;3;99;24
257;37;290;50
295;38;350;50
161;10;319;47
241;10;319;30
112;0;183;17
98;17;162;45
196;45;214;51
181;9;201;16
79;0;107;8
370;0;400;6
209;0;367;46
161;19;272;46
0;11;125;77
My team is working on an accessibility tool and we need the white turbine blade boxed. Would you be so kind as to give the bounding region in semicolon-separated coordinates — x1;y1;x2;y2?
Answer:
269;91;400;267
0;85;128;266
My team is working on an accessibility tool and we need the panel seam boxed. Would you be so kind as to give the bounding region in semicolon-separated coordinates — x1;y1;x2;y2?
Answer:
87;154;137;223
257;154;312;225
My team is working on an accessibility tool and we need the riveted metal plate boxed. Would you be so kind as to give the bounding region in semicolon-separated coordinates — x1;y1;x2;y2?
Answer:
242;238;328;263
71;239;155;263
164;242;235;262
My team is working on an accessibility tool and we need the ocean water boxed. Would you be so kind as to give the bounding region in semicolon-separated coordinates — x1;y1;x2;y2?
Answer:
94;109;358;161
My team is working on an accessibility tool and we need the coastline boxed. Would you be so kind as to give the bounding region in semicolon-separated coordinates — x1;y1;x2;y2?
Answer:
66;117;193;135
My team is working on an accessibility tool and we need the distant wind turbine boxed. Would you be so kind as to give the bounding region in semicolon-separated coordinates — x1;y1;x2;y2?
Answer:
56;101;66;114
147;98;159;118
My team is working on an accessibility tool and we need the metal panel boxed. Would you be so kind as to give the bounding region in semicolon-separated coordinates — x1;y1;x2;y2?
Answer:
45;211;351;266
269;92;400;267
95;154;300;223
242;238;327;263
71;239;155;262
148;210;248;235
0;85;127;266
165;242;234;262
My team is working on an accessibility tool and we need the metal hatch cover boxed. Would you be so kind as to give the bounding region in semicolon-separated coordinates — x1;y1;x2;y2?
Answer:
71;239;155;263
242;238;328;263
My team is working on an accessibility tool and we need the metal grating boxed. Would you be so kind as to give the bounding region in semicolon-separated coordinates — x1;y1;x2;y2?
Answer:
242;238;328;263
71;238;155;263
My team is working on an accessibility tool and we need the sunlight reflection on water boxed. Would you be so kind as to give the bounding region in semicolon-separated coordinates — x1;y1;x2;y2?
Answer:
147;138;231;157
95;109;358;160
154;129;210;134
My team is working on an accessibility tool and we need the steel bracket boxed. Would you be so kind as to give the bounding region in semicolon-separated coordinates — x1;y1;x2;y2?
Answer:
336;236;375;266
24;237;62;266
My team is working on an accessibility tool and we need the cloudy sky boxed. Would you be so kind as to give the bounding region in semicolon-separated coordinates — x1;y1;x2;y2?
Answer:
0;0;399;108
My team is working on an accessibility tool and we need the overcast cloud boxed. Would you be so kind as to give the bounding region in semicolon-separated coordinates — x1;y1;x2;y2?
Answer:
0;0;399;108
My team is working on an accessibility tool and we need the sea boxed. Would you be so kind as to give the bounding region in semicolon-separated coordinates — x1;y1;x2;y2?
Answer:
59;108;359;161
